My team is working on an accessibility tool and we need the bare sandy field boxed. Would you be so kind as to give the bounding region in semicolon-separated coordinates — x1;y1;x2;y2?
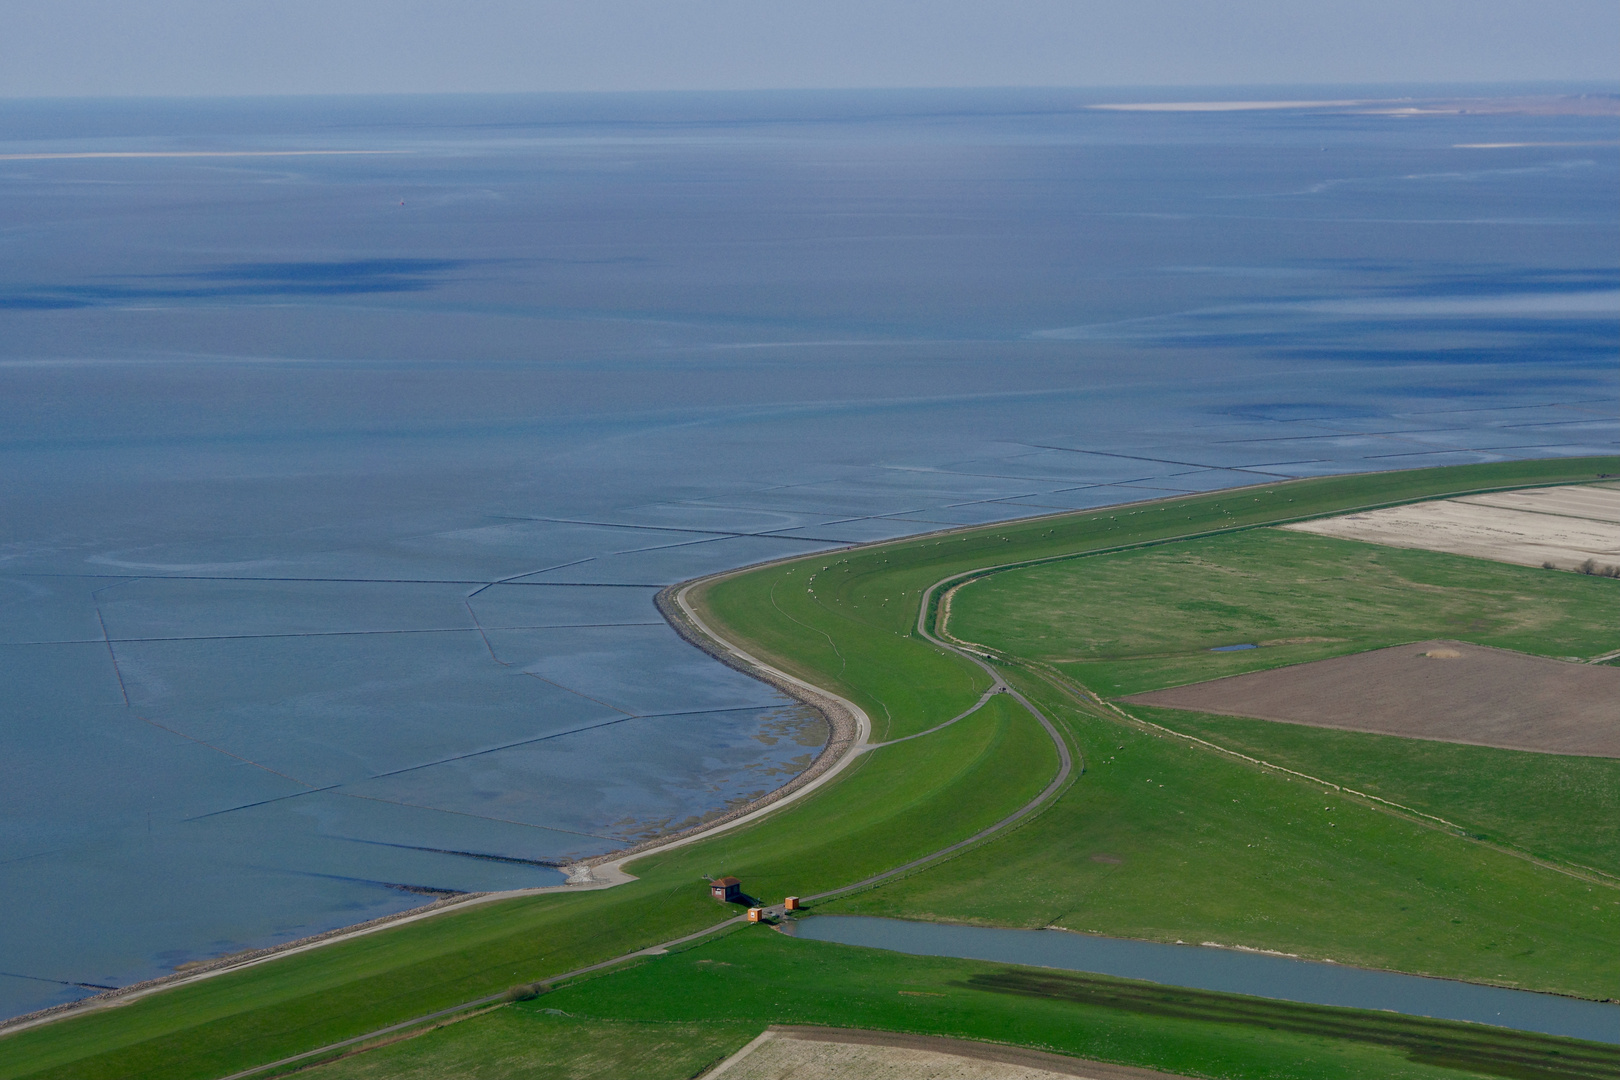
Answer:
1280;483;1620;572
1125;641;1620;758
703;1026;1179;1079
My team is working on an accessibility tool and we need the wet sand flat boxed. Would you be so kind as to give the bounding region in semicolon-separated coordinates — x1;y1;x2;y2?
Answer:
1280;483;1620;571
1125;641;1620;758
704;1025;1178;1079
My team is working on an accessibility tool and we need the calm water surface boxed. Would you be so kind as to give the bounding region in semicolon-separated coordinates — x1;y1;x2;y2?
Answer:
1;88;1616;1018
782;916;1620;1044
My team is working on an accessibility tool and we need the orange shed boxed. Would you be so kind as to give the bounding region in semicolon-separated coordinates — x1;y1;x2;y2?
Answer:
783;896;801;911
746;907;765;923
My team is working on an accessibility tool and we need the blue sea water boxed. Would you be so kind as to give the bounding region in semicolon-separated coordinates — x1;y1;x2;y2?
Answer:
1;87;1616;1020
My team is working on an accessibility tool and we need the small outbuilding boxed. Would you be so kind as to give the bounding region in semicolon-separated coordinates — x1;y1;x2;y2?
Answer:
783;896;801;912
710;876;742;902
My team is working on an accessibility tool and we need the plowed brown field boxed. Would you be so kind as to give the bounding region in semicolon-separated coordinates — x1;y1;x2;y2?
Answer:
1125;640;1620;757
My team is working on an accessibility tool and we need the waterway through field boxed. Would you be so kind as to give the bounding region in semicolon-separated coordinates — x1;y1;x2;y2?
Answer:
779;915;1620;1044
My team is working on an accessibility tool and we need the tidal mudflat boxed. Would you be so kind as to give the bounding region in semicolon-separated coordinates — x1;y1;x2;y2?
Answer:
1;88;1615;1018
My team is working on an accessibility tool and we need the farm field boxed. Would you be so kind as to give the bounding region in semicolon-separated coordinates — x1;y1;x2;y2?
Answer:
824;668;1620;999
1282;483;1620;572
4;457;1619;1080
867;490;1620;993
1128;706;1620;877
1125;640;1620;757
297;1009;755;1080
944;524;1620;699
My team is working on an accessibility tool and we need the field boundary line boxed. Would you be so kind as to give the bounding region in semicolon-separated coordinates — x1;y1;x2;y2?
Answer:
914;475;1620;636
1023;661;1620;892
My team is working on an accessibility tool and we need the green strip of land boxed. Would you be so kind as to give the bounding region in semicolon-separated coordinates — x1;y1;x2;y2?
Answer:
4;457;1616;1080
305;928;1620;1080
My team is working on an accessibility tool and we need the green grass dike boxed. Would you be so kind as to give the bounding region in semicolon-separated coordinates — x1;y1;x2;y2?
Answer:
3;456;1617;1080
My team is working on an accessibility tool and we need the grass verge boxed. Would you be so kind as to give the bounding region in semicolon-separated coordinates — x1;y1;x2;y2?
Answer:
296;1010;757;1080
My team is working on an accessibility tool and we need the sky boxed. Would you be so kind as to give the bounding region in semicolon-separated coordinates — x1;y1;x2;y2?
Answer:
1;0;1617;98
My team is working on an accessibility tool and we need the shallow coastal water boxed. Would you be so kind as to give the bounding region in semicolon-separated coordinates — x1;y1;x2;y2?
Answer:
1;87;1616;1019
781;915;1620;1044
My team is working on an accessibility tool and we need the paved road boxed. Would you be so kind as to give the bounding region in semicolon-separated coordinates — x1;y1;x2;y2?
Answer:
216;569;1073;1080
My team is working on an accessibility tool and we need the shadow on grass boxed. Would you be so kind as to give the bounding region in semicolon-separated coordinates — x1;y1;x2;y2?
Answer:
965;969;1620;1080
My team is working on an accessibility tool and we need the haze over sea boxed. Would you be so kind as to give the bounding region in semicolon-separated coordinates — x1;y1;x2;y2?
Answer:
1;87;1615;1020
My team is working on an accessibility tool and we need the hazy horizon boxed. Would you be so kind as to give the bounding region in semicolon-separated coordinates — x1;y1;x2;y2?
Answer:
5;80;1620;105
2;1;1616;99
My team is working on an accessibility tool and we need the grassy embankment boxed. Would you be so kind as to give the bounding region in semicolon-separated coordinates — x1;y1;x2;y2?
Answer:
298;1006;757;1080
0;669;1049;1079
3;457;1616;1079
301;928;1620;1080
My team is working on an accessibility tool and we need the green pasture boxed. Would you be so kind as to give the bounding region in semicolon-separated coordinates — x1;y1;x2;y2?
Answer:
826;670;1620;1001
301;1010;755;1080
1134;705;1620;878
5;457;1618;1080
947;527;1620;698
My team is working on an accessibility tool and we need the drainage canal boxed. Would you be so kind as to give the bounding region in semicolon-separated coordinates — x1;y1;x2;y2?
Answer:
778;915;1620;1044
